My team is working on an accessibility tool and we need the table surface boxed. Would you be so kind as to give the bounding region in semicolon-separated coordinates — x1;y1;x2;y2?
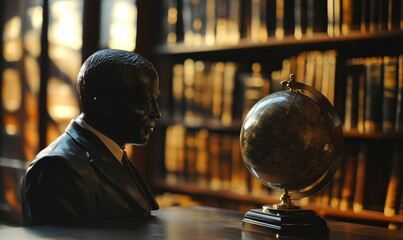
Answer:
0;206;402;239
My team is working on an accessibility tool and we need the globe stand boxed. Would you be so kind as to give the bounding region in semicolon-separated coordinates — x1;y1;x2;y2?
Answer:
242;189;329;237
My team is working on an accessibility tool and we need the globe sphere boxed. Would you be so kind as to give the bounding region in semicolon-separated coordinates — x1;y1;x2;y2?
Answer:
240;81;343;199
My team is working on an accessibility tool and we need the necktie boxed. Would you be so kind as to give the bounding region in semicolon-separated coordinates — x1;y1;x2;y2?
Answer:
122;151;152;212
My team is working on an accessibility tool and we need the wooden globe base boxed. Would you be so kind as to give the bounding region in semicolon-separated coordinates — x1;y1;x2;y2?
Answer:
242;190;329;237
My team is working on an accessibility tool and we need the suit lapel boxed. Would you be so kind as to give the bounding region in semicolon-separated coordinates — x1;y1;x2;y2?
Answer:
123;154;159;210
65;120;158;213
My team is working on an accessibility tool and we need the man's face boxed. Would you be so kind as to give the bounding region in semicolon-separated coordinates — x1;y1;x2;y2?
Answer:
111;71;161;146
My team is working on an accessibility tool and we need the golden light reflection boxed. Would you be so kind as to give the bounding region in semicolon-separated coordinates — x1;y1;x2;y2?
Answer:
2;69;22;112
107;1;137;51
24;56;40;94
49;46;82;83
3;16;23;61
27;6;43;30
47;77;80;122
48;0;82;50
24;119;39;160
24;31;41;57
3;115;20;135
46;123;61;144
3;16;21;39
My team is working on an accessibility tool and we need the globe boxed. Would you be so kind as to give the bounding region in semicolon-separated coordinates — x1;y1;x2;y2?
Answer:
240;75;343;201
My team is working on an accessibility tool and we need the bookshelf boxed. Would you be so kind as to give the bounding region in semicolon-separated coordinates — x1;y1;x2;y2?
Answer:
144;0;403;229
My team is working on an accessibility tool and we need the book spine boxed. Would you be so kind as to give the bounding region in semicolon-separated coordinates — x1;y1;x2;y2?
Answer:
339;145;358;210
183;59;196;120
395;55;403;132
221;62;237;125
353;144;368;213
384;144;403;217
364;57;383;133
163;0;178;44
382;56;398;133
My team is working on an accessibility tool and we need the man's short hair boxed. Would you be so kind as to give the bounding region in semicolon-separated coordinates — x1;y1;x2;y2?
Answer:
77;49;157;113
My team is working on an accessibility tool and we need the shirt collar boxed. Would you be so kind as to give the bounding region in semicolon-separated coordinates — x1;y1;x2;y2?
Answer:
76;114;124;162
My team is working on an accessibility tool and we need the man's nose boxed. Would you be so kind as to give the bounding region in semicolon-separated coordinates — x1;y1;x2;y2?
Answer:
151;99;161;119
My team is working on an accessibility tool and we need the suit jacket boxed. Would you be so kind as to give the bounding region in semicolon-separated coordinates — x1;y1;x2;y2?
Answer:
21;120;159;226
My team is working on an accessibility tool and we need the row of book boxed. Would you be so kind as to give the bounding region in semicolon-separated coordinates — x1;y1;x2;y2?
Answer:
172;59;270;124
161;0;403;45
163;125;403;219
301;141;403;227
344;55;403;133
172;53;403;134
164;125;278;195
270;50;338;104
172;50;336;125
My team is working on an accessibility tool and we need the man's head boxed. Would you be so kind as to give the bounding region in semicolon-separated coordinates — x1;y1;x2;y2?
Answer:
77;49;161;147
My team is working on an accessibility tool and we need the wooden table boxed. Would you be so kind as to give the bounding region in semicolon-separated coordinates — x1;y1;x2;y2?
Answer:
0;206;402;239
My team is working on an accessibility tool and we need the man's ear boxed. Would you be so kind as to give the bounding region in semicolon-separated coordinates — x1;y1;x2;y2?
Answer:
93;96;111;115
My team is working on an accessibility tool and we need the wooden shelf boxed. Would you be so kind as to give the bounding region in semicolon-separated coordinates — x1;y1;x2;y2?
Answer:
158;119;403;140
153;179;403;225
154;31;403;56
343;130;403;140
149;1;403;228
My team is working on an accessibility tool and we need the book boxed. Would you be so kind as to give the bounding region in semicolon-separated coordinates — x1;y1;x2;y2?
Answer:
185;130;197;183
238;63;270;120
209;133;222;190
283;0;296;37
304;51;316;87
368;0;380;33
231;135;248;194
164;125;186;184
326;50;337;105
201;62;214;118
182;0;194;44
334;0;341;36
378;0;389;32
320;51;331;98
382;56;398;133
364;143;395;212
250;0;268;42
294;0;307;40
357;60;367;133
220;134;232;190
384;144;403;217
211;61;225;121
330;166;343;208
295;52;307;84
314;51;323;92
205;0;216;45
193;60;205;119
221;62;237;125
327;0;335;36
192;0;207;45
163;0;178;44
401;0;403;30
339;145;358;211
364;57;383;133
341;0;352;35
344;60;363;131
172;63;184;118
353;144;367;213
226;0;241;44
388;0;402;31
183;59;196;121
195;129;209;187
275;0;284;39
215;0;227;44
306;0;327;37
395;55;403;132
360;0;370;33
